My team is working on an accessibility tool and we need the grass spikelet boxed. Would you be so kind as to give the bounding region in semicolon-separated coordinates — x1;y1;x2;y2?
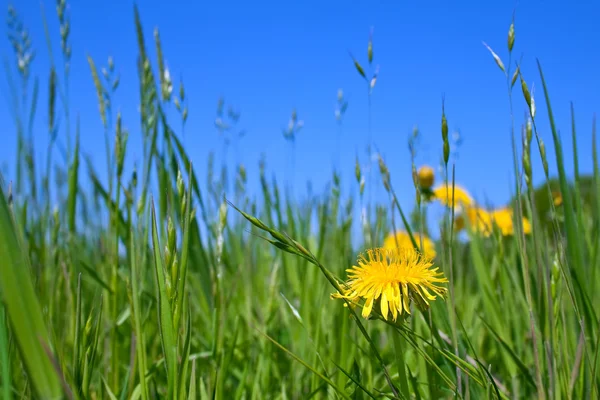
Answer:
482;41;506;72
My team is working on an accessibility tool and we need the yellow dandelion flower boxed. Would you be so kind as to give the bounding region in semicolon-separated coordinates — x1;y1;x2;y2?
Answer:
417;165;435;190
492;208;532;235
466;207;532;237
490;208;515;236
383;231;437;258
331;247;448;321
466;207;493;236
432;184;473;209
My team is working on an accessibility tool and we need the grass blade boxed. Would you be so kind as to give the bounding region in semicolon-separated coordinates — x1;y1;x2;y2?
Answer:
0;305;11;400
0;184;62;397
67;127;80;234
151;199;178;399
187;359;197;400
129;229;150;400
537;59;597;338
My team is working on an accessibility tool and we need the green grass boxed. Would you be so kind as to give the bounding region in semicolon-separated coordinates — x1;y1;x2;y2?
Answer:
1;4;600;399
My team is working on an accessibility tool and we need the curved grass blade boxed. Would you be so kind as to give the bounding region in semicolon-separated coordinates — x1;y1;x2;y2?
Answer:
102;376;119;400
474;359;503;400
479;317;536;390
331;360;377;399
0;185;62;398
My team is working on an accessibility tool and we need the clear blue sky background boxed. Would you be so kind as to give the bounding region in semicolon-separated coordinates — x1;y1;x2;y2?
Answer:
1;0;599;231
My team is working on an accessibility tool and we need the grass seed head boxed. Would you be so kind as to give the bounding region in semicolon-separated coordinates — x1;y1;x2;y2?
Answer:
508;21;515;52
483;42;506;73
511;65;519;88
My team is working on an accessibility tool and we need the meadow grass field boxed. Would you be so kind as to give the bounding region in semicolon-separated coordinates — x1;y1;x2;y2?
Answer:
1;3;600;399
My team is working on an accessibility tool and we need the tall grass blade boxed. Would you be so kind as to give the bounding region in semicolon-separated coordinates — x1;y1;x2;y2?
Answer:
0;305;11;400
129;229;149;400
151;199;177;398
537;59;597;335
0;184;62;397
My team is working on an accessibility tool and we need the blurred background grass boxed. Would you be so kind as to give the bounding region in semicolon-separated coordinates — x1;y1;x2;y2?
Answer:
1;1;600;399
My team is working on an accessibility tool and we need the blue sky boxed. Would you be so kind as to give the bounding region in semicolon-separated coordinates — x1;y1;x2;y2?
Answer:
1;0;599;227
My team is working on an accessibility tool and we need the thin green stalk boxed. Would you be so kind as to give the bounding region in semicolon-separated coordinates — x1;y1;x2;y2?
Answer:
446;166;461;394
111;176;121;390
367;86;373;243
511;130;545;400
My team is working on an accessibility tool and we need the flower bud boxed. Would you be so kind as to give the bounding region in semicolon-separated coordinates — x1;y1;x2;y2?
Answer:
417;165;435;190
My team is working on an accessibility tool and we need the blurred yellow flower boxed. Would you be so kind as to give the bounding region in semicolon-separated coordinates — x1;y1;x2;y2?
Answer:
383;231;437;258
432;184;473;209
417;165;435;190
331;247;448;321
552;191;563;206
522;216;532;234
466;207;532;237
490;208;517;236
466;207;493;235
